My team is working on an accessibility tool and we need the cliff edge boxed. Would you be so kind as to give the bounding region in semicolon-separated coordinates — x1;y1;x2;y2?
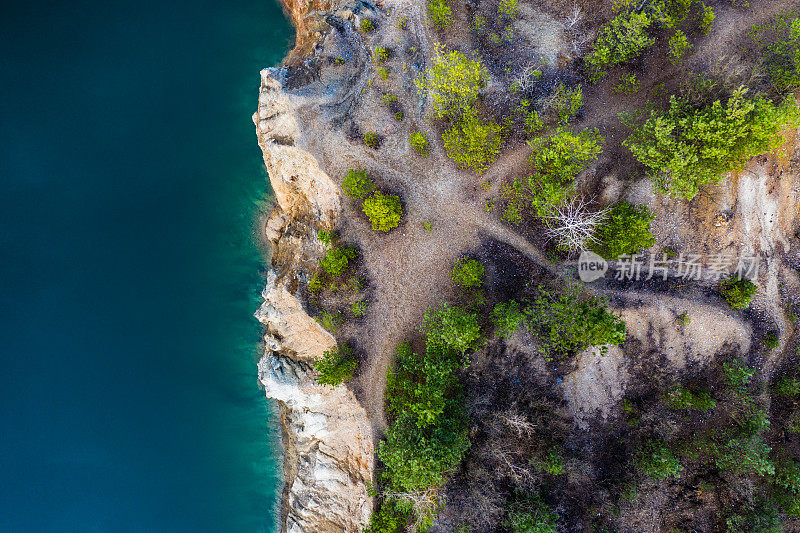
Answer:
253;69;373;532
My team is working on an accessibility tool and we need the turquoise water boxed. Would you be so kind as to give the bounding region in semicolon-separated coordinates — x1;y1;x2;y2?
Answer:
0;1;291;531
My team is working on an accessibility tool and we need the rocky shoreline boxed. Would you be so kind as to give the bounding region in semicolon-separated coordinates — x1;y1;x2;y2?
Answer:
253;67;374;532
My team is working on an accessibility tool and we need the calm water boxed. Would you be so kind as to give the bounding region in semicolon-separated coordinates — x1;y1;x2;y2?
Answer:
0;1;291;531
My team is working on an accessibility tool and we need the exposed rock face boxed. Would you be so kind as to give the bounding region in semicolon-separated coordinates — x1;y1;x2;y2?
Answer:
254;68;373;533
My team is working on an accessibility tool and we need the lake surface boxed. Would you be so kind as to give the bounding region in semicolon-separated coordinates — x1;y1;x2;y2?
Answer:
0;1;291;531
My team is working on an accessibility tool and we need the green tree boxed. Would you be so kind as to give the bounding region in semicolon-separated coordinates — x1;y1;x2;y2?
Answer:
665;386;716;412
623;88;800;200
591;201;655;260
503;493;558;533
409;131;430;156
442;107;503;174
363;192;403;232
416;45;489;119
492;300;526;339
315;344;358;386
320;246;357;277
715;436;775;476
585;11;655;79
427;0;453;30
451;258;485;288
638;440;684;480
422;303;482;355
525;284;626;360
529;127;604;183
719;276;757;310
668;29;692;64
342;169;375;199
498;0;518;18
758;10;800;92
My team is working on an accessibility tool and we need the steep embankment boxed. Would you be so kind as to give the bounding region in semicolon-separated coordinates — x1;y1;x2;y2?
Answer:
254;68;373;531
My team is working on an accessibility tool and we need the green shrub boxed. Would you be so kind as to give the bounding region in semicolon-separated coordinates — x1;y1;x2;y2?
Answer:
719;276;757;310
665;386;716;412
397;17;408;30
547;83;583;124
342;169;376;200
381;93;398;106
309;273;324;294
318;310;343;333
451;258;485;288
529;127;604;183
723;359;755;388
758;10;800;92
416;45;489;119
360;19;375;32
614;73;640;95
364;499;411;533
498;0;518;18
363;191;403;231
535;449;565;475
591;201;655;260
373;46;390;63
443;106;503;174
504;493;558;533
525;283;626;360
725;500;782;533
699;2;715;34
427;0;453;30
394;111;404;122
421;303;482;355
638;440;684;480
315;344;358;385
764;332;780;350
409;131;430;156
363;132;381;149
623;88;800;200
715;436;775;476
351;299;368;318
668;29;692;64
378;66;389;80
585;11;655;79
775;375;800;397
492;300;526;339
320;246;357;277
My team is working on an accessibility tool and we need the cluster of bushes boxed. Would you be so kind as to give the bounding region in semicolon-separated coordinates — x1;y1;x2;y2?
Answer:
624;87;800;200
752;10;800;93
491;283;626;360
416;45;503;174
369;303;482;530
342;169;404;232
585;0;714;79
616;355;800;527
309;234;358;295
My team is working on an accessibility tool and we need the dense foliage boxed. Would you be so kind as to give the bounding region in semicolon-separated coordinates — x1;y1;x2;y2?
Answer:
443;107;503;174
363;191;403;232
409;131;430;156
591;201;655;260
451;258;485;288
342;169;375;200
427;0;453;30
320;246;357;277
719;276;757;310
421;303;482;356
415;45;489;119
314;344;358;386
754;10;800;92
624;88;800;199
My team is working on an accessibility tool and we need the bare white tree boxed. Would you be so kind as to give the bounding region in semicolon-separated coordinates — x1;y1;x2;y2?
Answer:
382;488;440;532
543;197;609;255
500;410;536;437
562;3;583;30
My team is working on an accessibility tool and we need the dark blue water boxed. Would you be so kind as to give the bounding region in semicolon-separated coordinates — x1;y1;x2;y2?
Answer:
0;1;291;531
